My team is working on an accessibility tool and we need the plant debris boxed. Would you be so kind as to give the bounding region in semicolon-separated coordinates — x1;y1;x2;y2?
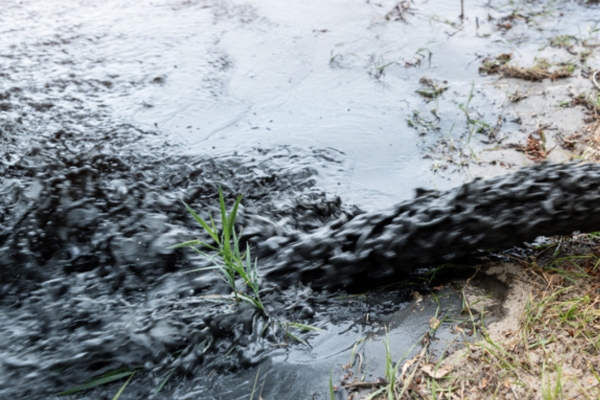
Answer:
479;53;512;75
406;109;440;135
506;88;529;102
577;122;600;162
570;90;600;116
415;77;448;99
384;1;415;23
498;62;574;81
508;129;556;161
480;55;575;81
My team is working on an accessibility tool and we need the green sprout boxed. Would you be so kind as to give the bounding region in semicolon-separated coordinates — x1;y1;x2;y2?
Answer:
171;187;266;315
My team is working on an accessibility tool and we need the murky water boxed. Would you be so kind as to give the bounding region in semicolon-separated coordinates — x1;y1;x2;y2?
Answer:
1;0;599;398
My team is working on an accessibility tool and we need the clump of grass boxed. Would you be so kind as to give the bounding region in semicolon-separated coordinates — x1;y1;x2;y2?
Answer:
498;59;575;81
368;55;397;80
479;53;512;75
171;188;266;315
406;109;440;135
404;47;432;68
415;77;448;99
571;91;600;115
549;34;575;49
480;54;575;81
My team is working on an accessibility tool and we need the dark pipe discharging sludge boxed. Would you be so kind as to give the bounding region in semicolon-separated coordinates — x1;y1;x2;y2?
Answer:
258;162;600;289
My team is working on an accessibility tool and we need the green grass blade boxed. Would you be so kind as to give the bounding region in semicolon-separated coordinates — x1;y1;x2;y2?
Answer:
245;250;255;288
329;370;335;400
363;386;386;400
183;202;219;244
218;187;228;236
112;371;135;400
250;367;261;400
198;241;218;250
188;247;214;257
168;240;201;249
288;322;326;332
153;368;175;396
209;214;218;237
57;370;136;396
238;293;264;311
227;194;243;236
232;229;243;262
183;265;221;274
286;331;310;347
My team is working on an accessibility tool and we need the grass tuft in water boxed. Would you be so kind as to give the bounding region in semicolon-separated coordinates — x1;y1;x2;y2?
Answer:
170;187;266;315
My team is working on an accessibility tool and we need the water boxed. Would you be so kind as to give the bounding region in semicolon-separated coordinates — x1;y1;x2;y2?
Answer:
1;0;599;398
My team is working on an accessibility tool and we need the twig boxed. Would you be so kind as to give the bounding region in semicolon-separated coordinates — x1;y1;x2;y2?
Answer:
343;379;387;390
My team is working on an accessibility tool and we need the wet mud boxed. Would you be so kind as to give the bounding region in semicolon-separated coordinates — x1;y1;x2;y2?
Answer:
2;0;600;398
0;122;365;398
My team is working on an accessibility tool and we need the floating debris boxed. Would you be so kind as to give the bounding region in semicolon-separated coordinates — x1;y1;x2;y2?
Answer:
479;53;512;75
416;77;448;99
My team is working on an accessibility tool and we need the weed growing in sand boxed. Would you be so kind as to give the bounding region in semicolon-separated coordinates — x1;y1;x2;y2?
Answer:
171;188;266;315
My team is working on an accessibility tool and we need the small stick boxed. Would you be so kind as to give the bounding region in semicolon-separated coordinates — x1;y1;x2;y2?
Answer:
460;0;464;20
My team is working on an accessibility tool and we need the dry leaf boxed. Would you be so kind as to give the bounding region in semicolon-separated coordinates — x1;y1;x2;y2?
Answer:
480;377;488;389
421;364;451;379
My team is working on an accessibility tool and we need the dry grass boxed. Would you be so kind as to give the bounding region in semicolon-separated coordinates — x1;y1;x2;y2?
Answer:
571;92;600;119
577;122;600;162
480;54;512;75
498;63;574;82
355;236;600;399
479;54;575;81
558;95;600;161
509;129;555;162
558;91;600;161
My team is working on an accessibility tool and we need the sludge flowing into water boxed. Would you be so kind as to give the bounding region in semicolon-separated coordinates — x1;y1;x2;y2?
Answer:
2;111;600;398
0;119;368;398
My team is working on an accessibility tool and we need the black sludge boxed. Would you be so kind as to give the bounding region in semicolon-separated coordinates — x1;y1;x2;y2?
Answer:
260;162;600;289
3;114;600;399
0;128;354;398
